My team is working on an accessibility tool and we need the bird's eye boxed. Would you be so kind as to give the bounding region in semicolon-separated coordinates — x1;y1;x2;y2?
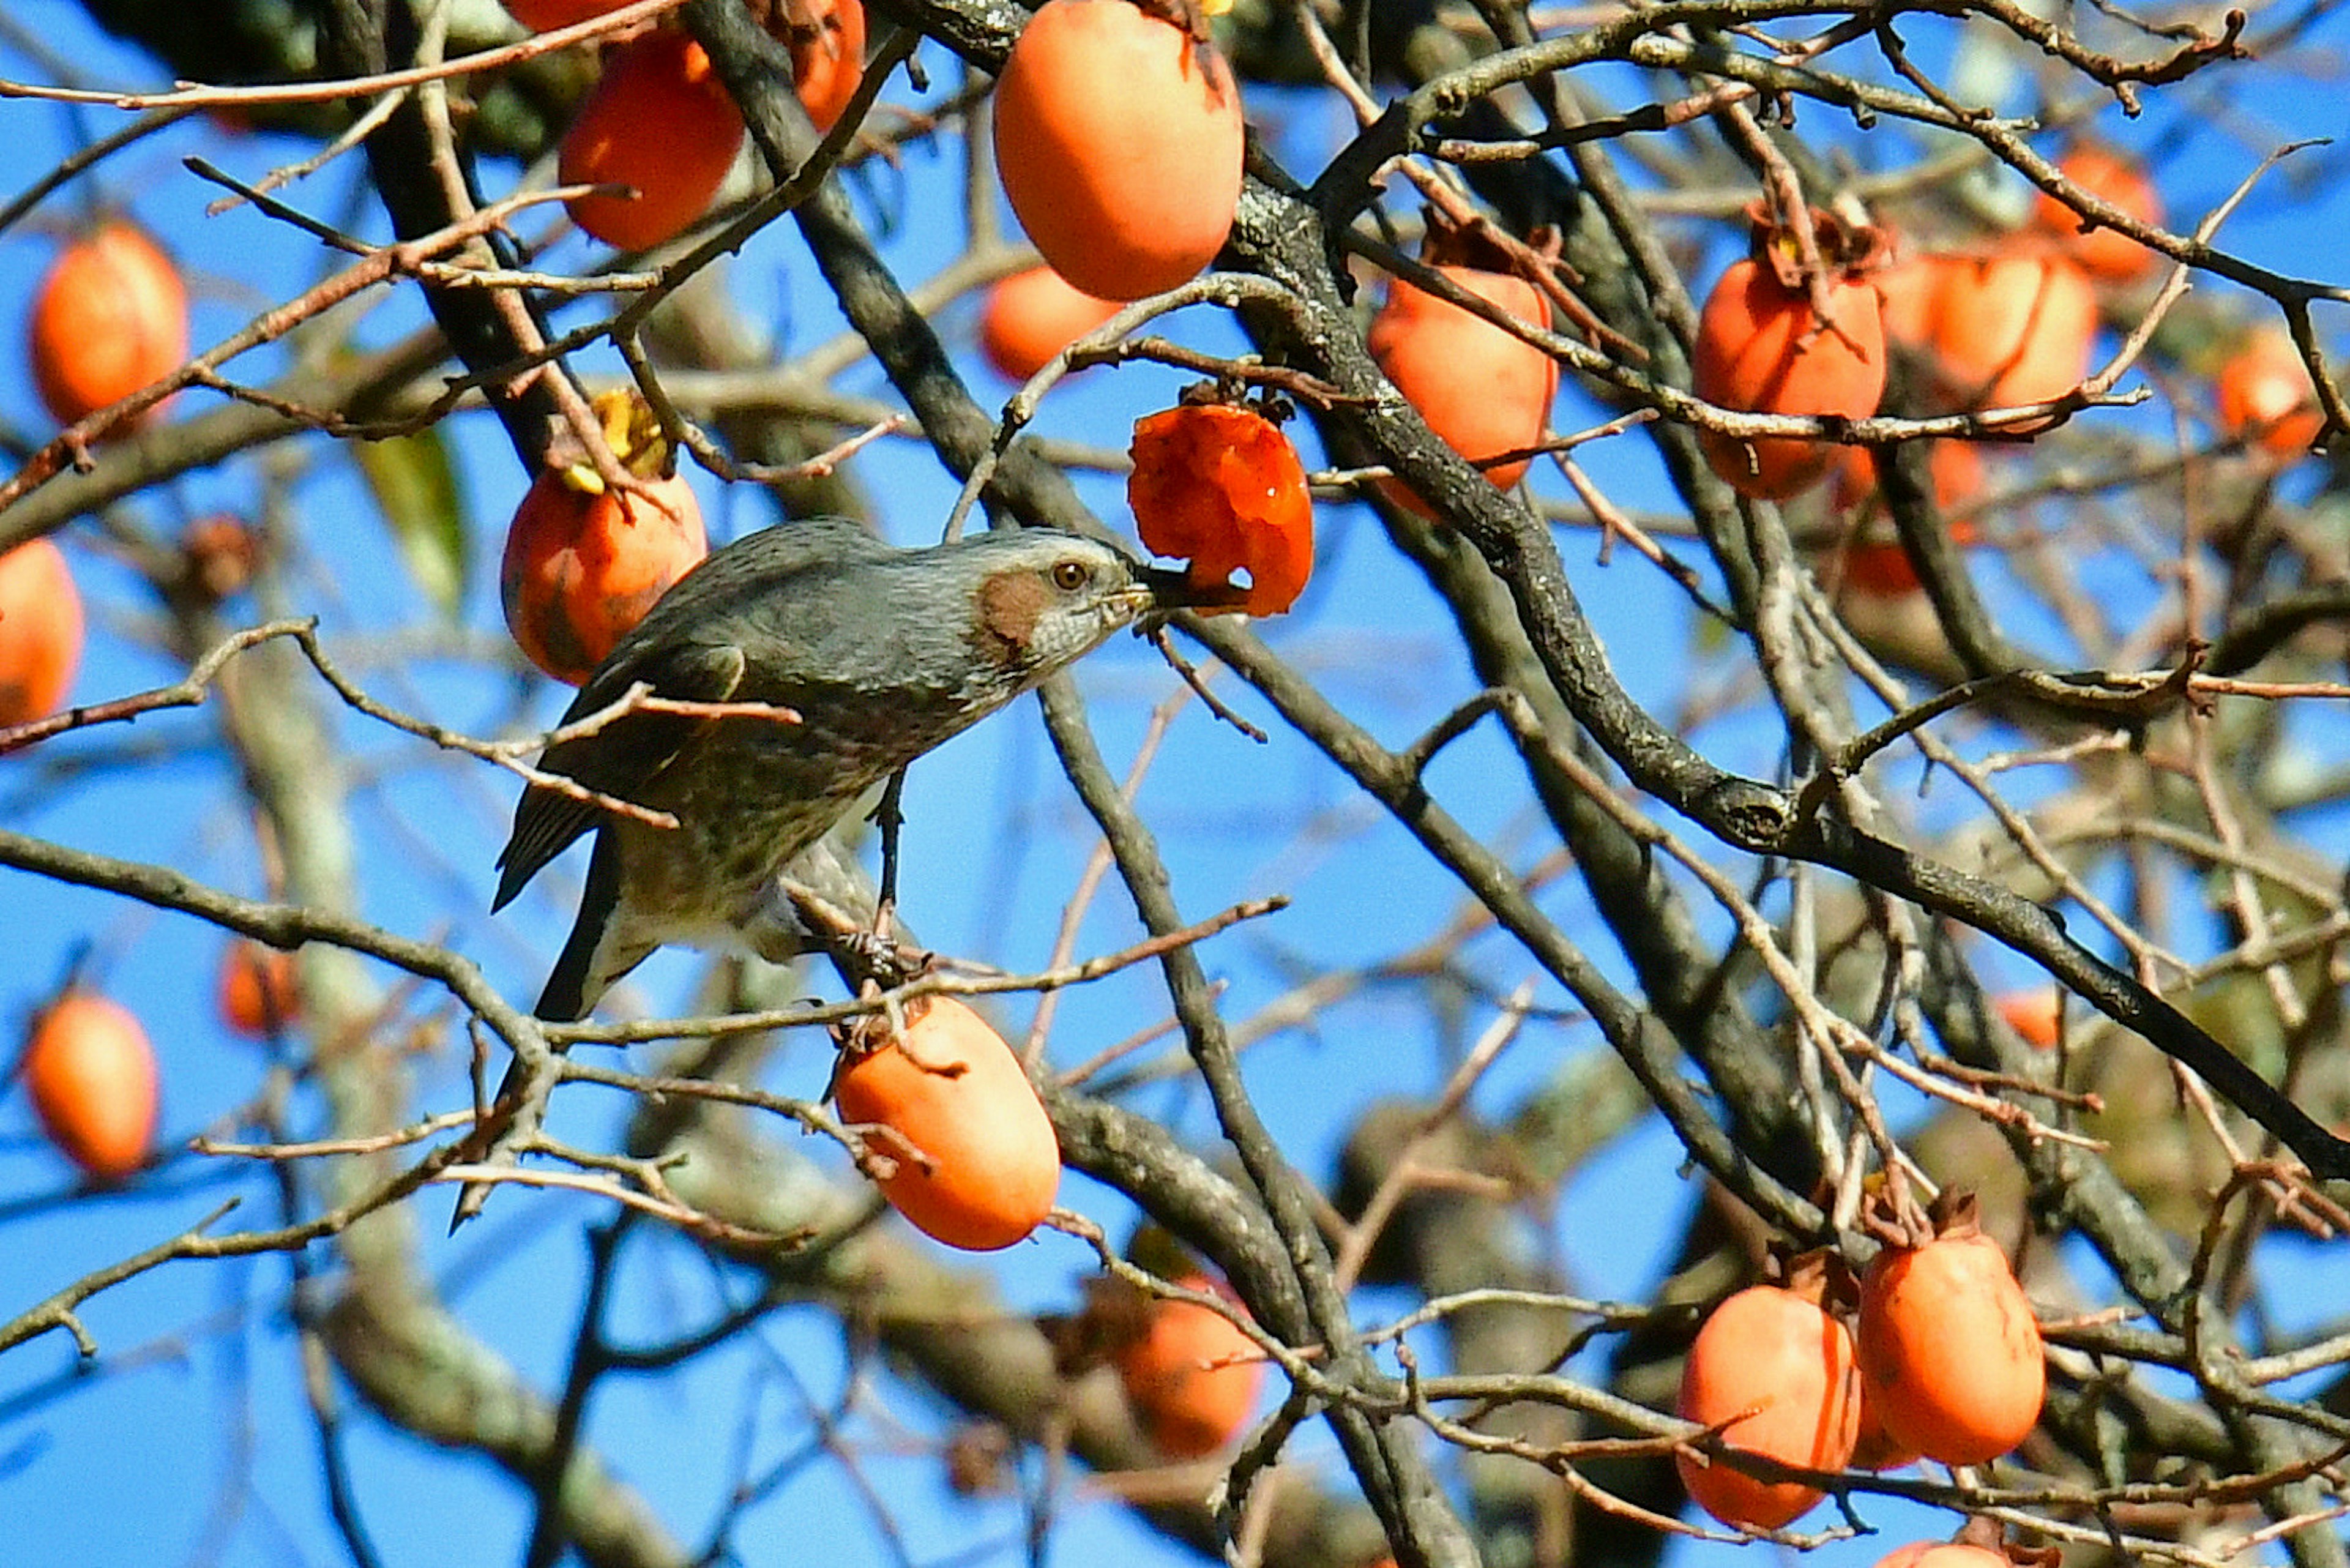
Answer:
1051;559;1091;592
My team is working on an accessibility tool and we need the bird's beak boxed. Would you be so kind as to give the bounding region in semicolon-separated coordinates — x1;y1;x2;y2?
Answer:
1139;565;1250;614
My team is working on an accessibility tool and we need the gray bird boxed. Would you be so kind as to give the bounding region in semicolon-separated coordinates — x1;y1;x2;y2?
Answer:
493;518;1204;1021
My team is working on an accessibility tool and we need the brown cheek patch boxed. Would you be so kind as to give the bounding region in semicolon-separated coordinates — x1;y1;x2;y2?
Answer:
976;570;1051;658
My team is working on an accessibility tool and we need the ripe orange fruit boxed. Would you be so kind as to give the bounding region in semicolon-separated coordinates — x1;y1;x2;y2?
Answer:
1928;247;2097;419
979;264;1122;383
831;996;1061;1250
991;0;1244;301
20;989;159;1184
784;0;867;132
1994;989;2062;1050
1128;400;1313;616
27;219;189;432
501;391;708;685
2031;141;2163;285
1850;1393;1920;1471
1366;263;1558;515
1675;1282;1860;1529
1875;1547;2009;1568
1113;1272;1266;1458
1858;1200;2045;1466
0;537;84;728
218;940;300;1039
1874;252;1945;353
1693;228;1887;501
1829;440;1983;597
560;29;746;251
2216;327;2325;460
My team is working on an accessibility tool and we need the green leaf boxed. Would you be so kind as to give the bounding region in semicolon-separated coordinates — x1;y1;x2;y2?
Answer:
354;429;469;621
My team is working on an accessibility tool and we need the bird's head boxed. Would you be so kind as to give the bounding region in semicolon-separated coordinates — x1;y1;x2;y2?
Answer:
963;531;1239;678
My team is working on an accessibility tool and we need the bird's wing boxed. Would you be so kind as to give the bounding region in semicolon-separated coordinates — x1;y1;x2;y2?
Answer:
492;635;749;911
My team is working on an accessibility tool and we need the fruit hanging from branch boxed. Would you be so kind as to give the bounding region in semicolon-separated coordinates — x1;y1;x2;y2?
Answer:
1693;204;1889;501
26;218;189;433
559;28;745;252
1128;389;1314;617
1366;218;1559;517
0;538;83;729
831;996;1062;1251
1858;1190;2046;1467
501;389;708;685
991;0;1245;301
979;264;1122;383
1674;1260;1861;1530
20;987;159;1185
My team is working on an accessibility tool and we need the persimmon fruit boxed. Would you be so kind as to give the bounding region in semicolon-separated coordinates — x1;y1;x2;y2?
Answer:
979;264;1121;383
785;0;867;132
1858;1197;2045;1466
218;940;300;1039
1994;990;2062;1050
1675;1282;1860;1529
1693;217;1887;501
502;391;708;684
1876;1547;2009;1568
561;29;745;251
831;996;1061;1251
1367;263;1557;515
2217;328;2325;460
2031;142;2163;285
0;537;83;728
1829;440;1983;597
1928;248;2097;420
20;989;158;1184
1113;1272;1265;1458
1128;400;1313;616
991;0;1244;301
27;218;189;432
1874;253;1945;353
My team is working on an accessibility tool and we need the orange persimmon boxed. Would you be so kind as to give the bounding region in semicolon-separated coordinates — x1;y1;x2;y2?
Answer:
27;218;188;432
1113;1272;1266;1458
501;391;708;685
1858;1195;2045;1466
560;29;745;251
20;989;158;1184
784;0;867;132
218;940;301;1039
2031;141;2164;285
991;0;1244;301
1994;990;2062;1050
832;996;1061;1250
1128;399;1313;616
2217;327;2326;461
1928;247;2097;420
0;537;83;728
1693;213;1887;501
979;264;1121;383
1676;1282;1860;1529
1829;440;1983;597
1367;263;1557;515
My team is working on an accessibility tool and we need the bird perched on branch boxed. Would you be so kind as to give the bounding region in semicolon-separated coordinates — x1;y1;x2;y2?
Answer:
493;517;1215;1022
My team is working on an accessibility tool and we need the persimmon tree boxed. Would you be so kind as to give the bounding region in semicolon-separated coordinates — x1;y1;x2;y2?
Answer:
2;1;2348;1567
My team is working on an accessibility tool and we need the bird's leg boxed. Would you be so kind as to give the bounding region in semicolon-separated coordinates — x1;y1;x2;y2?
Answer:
772;872;934;990
870;766;908;938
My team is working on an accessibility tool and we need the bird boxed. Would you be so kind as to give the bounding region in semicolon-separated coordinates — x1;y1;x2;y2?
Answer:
493;518;1211;1022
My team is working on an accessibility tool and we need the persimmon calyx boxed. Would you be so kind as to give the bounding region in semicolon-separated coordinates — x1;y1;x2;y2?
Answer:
550;388;676;496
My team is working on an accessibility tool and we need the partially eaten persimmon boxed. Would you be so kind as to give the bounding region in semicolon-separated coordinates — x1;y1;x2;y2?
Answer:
1128;400;1313;617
